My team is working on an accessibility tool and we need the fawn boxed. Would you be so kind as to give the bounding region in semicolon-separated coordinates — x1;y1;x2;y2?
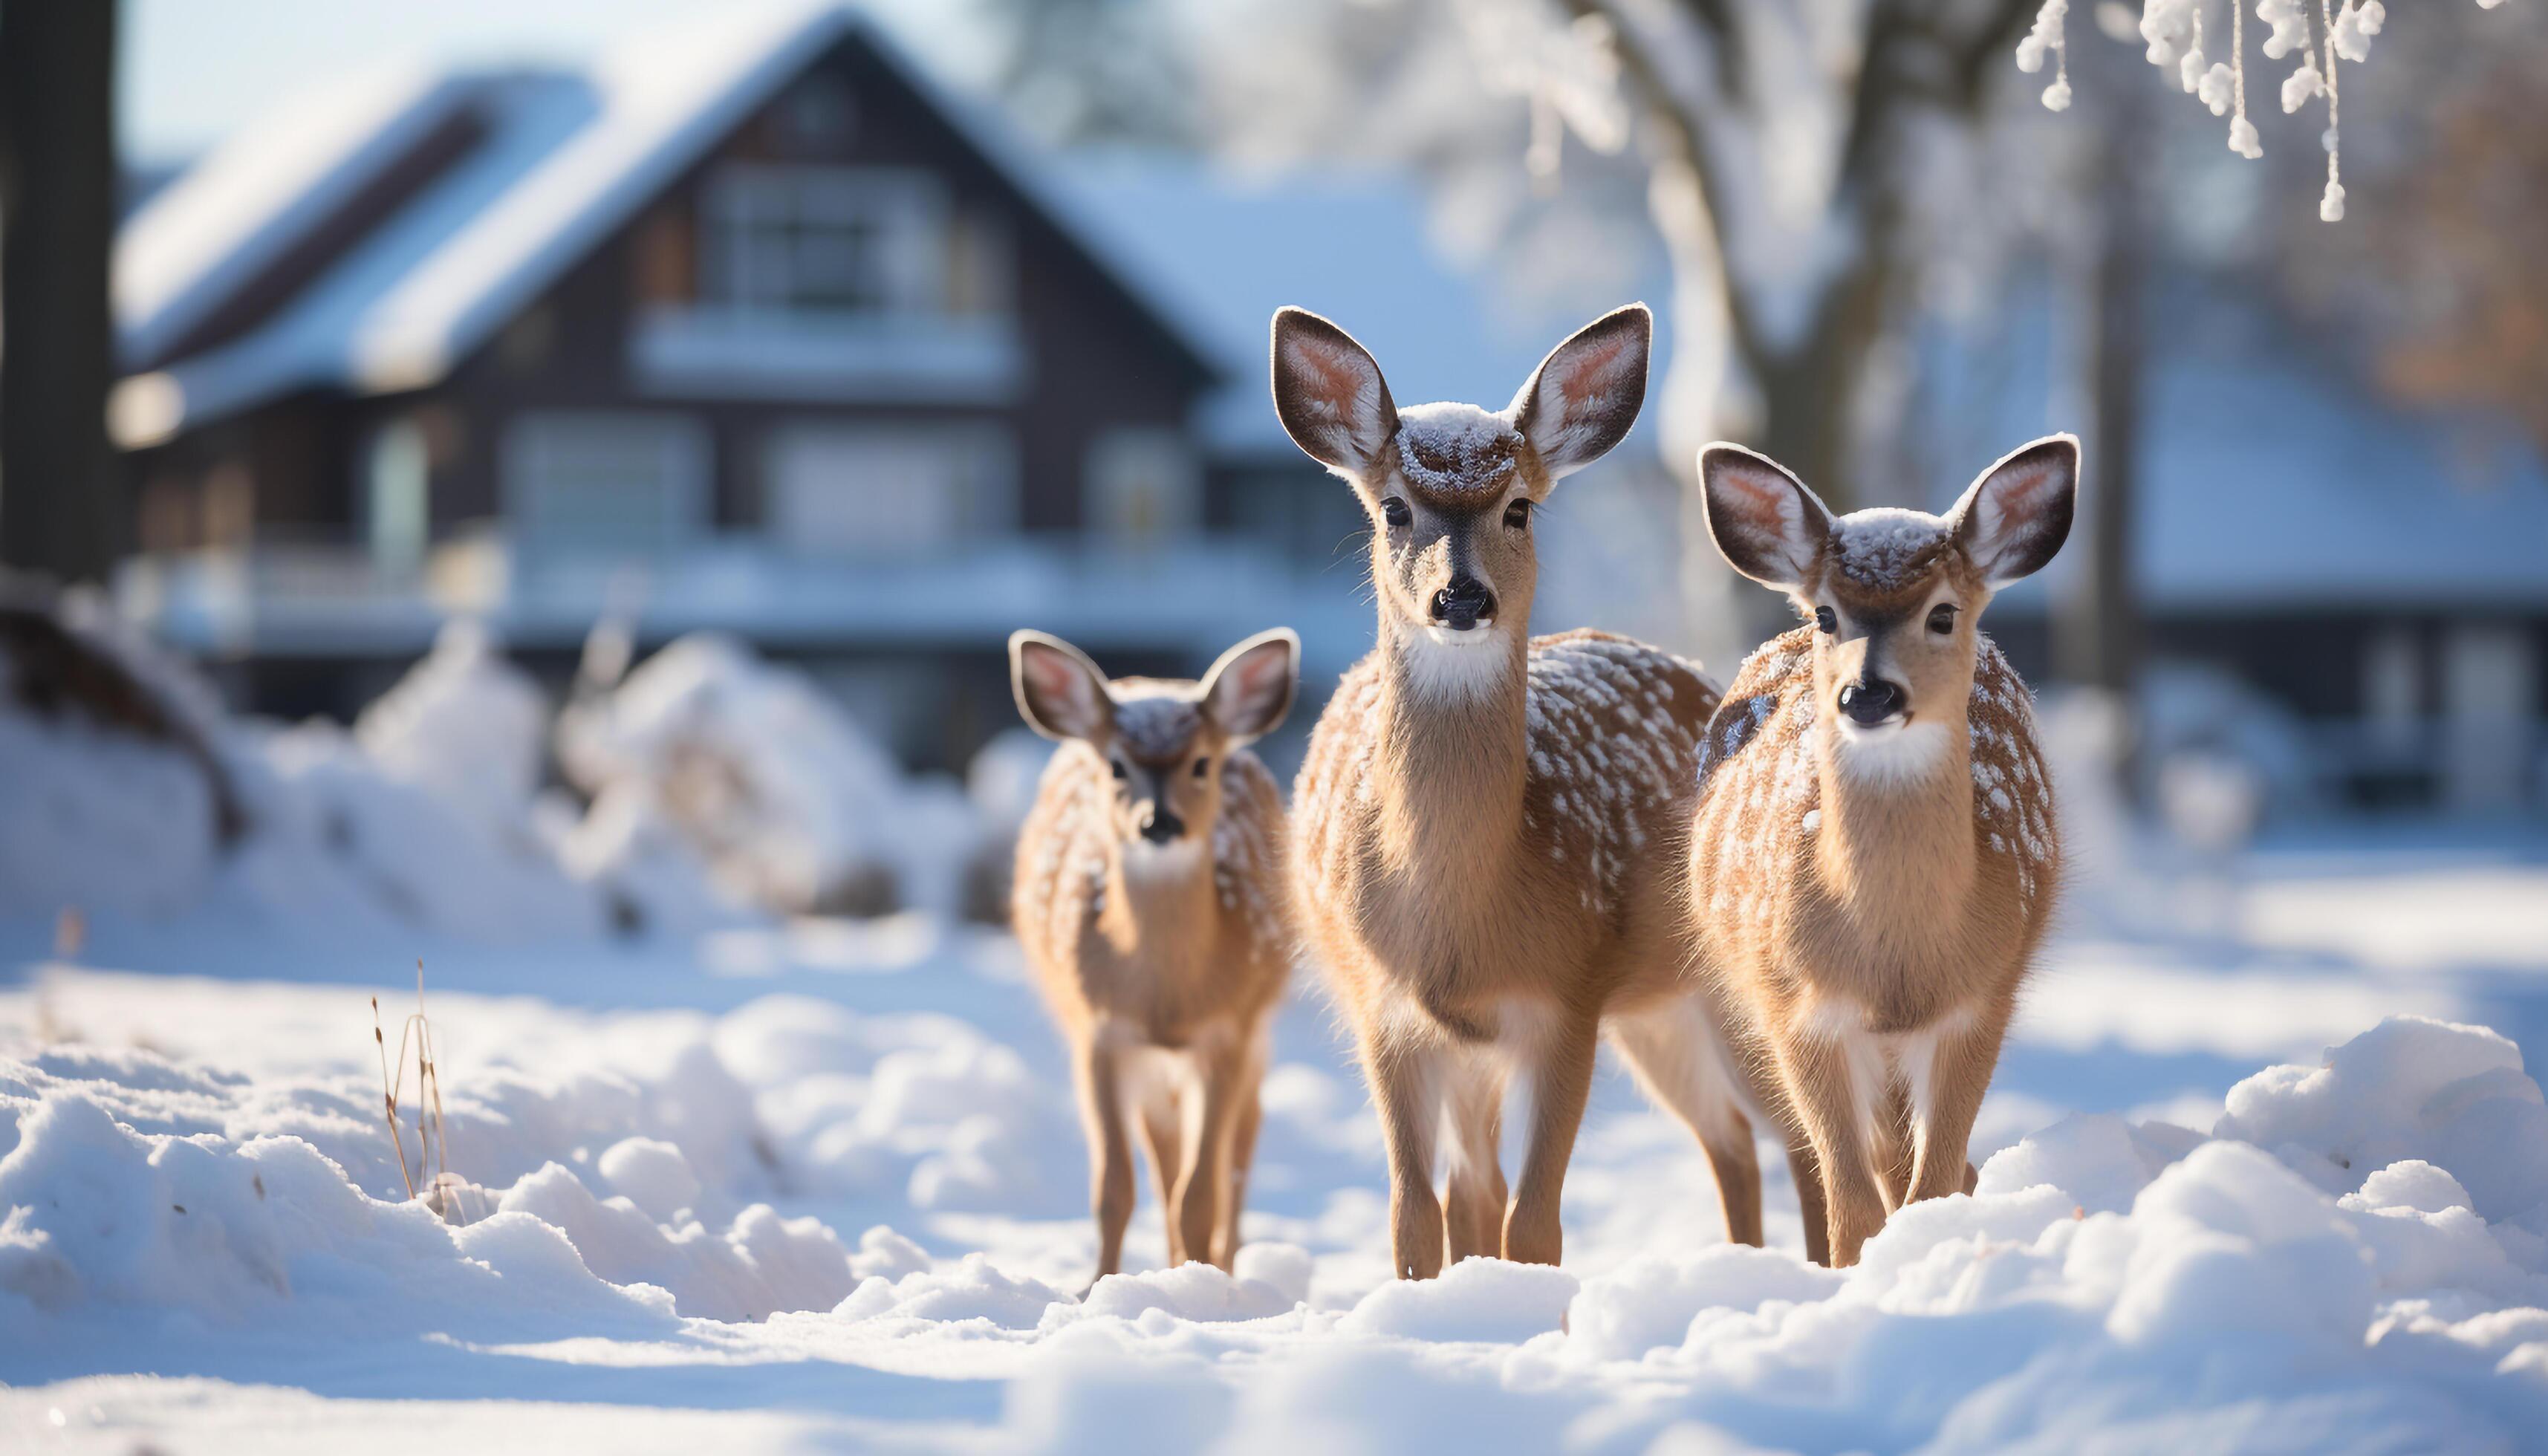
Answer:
1689;435;2077;1267
1275;303;1769;1280
1009;627;1300;1281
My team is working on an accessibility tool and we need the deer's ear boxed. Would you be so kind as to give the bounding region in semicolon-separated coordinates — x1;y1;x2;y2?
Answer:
1010;631;1112;741
1512;303;1651;481
1271;308;1397;477
1949;435;2078;585
1200;628;1298;746
1698;443;1833;591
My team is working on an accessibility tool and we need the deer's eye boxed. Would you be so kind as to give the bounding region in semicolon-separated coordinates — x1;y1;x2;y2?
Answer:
1927;603;1957;635
1191;756;1210;779
1503;498;1531;530
1814;606;1837;634
1380;497;1411;529
1109;760;1128;781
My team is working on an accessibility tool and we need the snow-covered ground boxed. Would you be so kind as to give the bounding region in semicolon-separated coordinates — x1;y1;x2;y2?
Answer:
5;614;2548;1451
6;825;2548;1453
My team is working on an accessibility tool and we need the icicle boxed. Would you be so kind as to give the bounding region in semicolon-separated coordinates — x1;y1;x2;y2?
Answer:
2229;0;2262;155
2331;0;2382;62
2258;0;2311;59
2018;0;2073;111
2280;0;2324;114
2318;0;2345;220
2142;0;2198;70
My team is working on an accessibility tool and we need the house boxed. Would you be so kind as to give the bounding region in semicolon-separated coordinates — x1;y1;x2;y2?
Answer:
106;2;2544;812
104;4;1379;764
1907;272;2548;816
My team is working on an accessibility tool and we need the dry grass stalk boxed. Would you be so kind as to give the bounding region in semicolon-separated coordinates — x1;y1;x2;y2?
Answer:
371;960;475;1221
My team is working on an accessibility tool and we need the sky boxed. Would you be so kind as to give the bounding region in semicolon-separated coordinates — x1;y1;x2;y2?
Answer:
119;0;984;166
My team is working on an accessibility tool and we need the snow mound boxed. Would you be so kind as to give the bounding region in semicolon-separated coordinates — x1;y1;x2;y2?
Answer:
0;1093;675;1333
557;634;979;917
1337;1255;1578;1342
353;620;547;825
2216;1015;2548;1232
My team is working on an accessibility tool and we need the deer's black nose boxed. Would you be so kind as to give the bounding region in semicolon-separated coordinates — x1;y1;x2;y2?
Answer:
1138;810;1186;844
1430;576;1496;631
1837;679;1905;727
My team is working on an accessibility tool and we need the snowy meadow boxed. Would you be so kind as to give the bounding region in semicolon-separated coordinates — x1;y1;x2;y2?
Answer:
2;602;2547;1454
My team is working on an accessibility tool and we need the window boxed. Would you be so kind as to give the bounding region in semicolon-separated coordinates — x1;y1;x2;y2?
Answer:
760;422;1015;556
1084;428;1198;550
504;412;709;554
701;166;944;317
365;418;430;572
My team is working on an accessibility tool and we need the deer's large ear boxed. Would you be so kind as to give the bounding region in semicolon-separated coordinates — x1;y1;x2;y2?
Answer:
1010;631;1112;741
1949;435;2078;586
1199;628;1298;746
1698;443;1833;591
1511;303;1651;482
1271;308;1397;477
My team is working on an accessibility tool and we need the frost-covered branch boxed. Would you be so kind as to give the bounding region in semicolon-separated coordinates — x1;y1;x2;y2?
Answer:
2025;0;2508;220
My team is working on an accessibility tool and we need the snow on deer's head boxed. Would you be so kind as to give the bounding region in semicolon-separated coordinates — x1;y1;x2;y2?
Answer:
1270;304;1651;696
1011;628;1298;857
1700;435;2077;779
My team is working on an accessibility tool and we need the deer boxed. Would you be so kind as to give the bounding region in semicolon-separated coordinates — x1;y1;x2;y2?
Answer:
1008;626;1300;1284
1687;434;2077;1267
1274;302;1777;1281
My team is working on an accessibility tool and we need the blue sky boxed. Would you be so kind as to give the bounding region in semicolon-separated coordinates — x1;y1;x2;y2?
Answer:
120;0;980;164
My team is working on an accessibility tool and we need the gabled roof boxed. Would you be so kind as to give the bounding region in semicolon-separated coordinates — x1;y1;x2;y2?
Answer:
112;1;1218;446
1062;154;1676;456
1911;276;2548;611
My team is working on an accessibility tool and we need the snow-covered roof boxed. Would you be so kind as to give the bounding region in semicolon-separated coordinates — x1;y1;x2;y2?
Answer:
115;65;478;368
1061;155;1671;455
1908;280;2548;612
2133;360;2548;610
113;2;1218;443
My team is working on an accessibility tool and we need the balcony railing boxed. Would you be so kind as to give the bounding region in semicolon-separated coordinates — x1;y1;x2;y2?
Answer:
115;527;1370;672
627;306;1027;404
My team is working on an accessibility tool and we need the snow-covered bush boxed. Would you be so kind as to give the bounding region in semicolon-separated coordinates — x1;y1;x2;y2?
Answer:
556;634;977;917
354;619;548;826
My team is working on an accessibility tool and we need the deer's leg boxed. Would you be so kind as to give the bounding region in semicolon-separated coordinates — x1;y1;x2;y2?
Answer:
1774;1013;1888;1268
1366;1027;1446;1280
1076;1032;1138;1283
1786;1136;1832;1267
1212;1028;1268;1269
1873;1075;1914;1214
1440;1053;1507;1265
1608;998;1764;1248
1905;1004;2012;1205
1503;1010;1600;1267
1137;1079;1186;1268
1215;1079;1262;1269
1173;1033;1247;1272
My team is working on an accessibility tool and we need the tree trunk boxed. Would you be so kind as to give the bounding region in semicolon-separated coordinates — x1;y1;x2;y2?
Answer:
1;0;123;584
2057;89;2148;702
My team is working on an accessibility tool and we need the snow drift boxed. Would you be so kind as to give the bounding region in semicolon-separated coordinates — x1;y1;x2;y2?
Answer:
5;1012;2545;1449
0;598;1009;940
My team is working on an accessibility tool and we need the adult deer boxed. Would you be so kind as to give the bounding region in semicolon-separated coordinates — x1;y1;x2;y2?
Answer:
1275;303;1765;1280
1689;435;2076;1267
1009;627;1299;1282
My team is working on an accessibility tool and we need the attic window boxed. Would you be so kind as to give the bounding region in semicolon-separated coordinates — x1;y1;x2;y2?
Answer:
776;76;856;154
701;165;945;317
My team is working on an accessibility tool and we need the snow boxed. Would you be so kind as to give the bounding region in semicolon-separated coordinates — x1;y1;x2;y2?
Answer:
122;4;1225;441
1824;507;1953;591
557;632;975;917
7;606;2548;1448
1394;403;1524;503
114;64;463;365
354;620;547;825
